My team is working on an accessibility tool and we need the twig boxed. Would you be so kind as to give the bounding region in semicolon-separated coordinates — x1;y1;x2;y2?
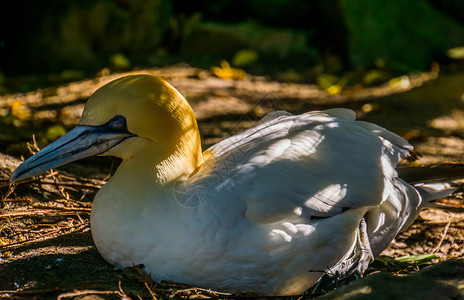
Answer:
1;184;16;204
118;279;131;300
38;178;102;190
2;197;33;204
1;174;102;190
173;287;232;298
144;282;158;300
57;289;126;300
104;158;118;181
0;207;91;219
1;221;89;250
31;134;40;152
1;288;63;295
32;205;91;212
1;170;103;191
76;213;85;224
433;220;451;253
45;171;59;178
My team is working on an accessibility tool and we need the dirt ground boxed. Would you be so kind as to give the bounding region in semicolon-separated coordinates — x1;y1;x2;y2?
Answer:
0;66;463;299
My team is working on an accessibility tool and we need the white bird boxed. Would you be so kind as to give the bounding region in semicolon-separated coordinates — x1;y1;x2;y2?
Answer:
10;75;455;296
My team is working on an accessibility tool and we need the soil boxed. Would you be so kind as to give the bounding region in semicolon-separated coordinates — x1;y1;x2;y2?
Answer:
0;66;463;299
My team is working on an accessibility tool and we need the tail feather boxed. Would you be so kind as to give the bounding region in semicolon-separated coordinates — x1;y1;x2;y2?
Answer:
398;163;464;184
414;182;457;202
397;163;463;211
414;182;464;212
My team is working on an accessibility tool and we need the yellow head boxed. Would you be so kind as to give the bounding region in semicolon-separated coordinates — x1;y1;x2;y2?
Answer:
81;76;190;143
11;75;203;183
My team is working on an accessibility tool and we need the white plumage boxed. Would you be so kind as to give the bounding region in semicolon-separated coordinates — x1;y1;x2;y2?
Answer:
10;75;455;296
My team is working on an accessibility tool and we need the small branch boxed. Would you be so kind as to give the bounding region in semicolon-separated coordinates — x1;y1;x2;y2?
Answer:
41;178;103;190
0;221;89;250
0;176;103;190
0;207;91;219
172;287;232;298
433;221;451;253
57;289;126;300
118;279;131;300
144;282;158;300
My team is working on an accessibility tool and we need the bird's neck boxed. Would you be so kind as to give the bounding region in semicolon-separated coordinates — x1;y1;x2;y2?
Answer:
112;117;203;185
155;126;203;183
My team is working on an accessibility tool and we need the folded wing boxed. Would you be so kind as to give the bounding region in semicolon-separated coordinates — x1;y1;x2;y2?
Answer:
181;109;412;225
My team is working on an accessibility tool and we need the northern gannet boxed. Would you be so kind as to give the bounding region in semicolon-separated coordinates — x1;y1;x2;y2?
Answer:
10;75;455;295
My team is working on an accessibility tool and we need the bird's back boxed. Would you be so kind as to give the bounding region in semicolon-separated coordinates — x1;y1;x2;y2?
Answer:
166;109;427;294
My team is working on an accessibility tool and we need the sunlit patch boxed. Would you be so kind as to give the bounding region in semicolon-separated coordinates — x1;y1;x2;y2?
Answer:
428;109;464;132
304;184;347;213
295;224;316;236
293;206;303;216
325;121;339;128
281;222;298;234
388;75;411;90
447;47;464;60
271;229;292;242
210;60;247;80
372;212;385;233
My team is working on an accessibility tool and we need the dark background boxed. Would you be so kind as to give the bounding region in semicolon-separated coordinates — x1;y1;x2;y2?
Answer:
1;0;463;92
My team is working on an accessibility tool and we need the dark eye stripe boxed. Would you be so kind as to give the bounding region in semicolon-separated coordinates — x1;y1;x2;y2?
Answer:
108;115;128;132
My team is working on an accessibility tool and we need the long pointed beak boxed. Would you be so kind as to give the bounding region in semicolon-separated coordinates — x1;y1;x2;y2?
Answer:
10;123;135;183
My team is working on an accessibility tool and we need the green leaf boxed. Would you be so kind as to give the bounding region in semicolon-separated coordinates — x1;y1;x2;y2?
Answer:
395;254;438;264
110;53;131;69
46;125;67;142
447;47;464;60
231;49;258;67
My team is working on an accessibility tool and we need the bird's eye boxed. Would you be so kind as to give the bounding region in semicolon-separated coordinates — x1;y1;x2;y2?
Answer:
108;115;127;131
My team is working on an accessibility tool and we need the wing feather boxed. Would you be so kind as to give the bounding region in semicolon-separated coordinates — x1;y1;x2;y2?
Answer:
181;109;411;225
